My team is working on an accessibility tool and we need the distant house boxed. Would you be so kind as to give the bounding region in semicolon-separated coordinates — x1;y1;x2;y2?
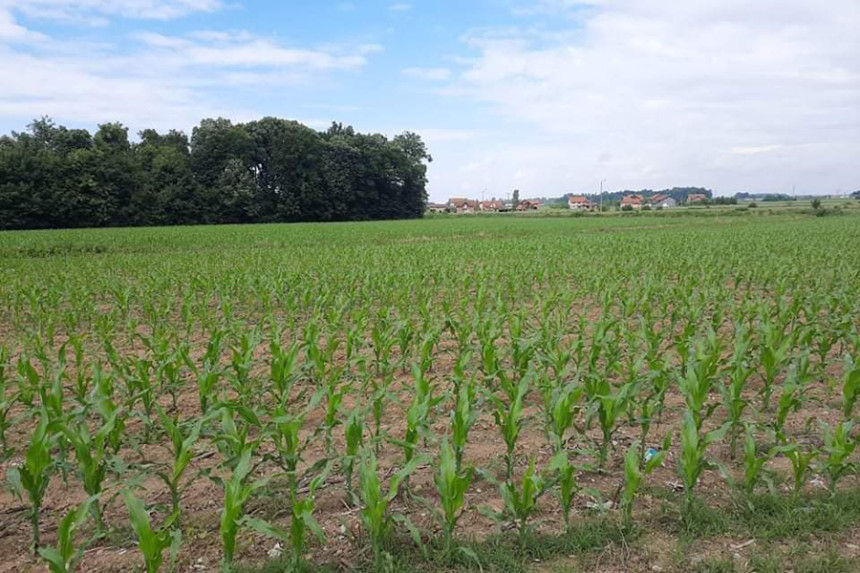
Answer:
516;200;540;211
426;203;448;213
620;194;644;209
687;193;708;204
650;194;677;208
480;200;504;212
568;195;594;211
447;198;479;213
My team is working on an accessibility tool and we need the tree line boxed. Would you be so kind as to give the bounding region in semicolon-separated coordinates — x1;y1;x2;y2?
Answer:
0;117;430;230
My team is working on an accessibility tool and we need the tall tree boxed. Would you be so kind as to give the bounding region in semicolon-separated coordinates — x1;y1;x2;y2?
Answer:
0;116;430;230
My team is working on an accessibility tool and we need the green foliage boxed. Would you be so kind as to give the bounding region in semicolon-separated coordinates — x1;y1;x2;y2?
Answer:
0;117;429;230
122;490;181;573
357;450;424;567
219;446;268;567
621;437;668;526
434;438;474;554
38;498;95;573
678;413;730;513
820;421;857;493
481;458;554;546
7;407;57;554
843;354;860;419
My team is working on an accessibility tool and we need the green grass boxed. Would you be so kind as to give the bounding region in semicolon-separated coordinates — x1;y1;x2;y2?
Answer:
235;519;630;573
234;489;860;573
672;489;860;541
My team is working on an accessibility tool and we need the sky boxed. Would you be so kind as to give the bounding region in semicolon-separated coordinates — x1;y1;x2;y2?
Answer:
1;1;858;201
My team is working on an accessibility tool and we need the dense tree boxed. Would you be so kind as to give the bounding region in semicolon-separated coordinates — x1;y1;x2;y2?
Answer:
0;117;429;230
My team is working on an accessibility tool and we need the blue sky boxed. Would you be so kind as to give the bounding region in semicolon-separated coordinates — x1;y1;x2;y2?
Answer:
1;0;858;201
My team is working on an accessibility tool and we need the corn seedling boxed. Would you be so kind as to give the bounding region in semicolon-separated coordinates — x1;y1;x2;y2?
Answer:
357;449;425;568
434;437;474;556
621;437;668;528
343;407;365;504
218;446;268;568
155;405;203;520
7;407;57;554
122;490;182;573
62;410;119;530
843;354;859;420
450;356;478;474
820;420;857;494
678;413;730;514
486;373;530;480
481;457;553;546
243;461;332;571
38;497;96;573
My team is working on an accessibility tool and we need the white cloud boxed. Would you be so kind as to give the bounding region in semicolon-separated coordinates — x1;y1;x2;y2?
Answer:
0;8;46;41
134;32;371;70
429;0;860;198
403;67;452;81
730;145;783;155
0;6;380;132
389;3;412;12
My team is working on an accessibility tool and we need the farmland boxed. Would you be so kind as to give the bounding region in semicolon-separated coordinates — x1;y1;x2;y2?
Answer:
1;209;859;573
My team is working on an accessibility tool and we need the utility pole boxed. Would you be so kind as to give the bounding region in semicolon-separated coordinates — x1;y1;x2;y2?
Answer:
600;179;607;212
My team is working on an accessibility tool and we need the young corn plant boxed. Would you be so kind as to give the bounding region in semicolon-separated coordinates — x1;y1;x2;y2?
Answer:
621;438;668;528
89;365;126;455
678;336;722;432
343;407;365;504
434;438;474;556
244;462;333;571
843;354;859;420
820;420;857;494
481;457;554;547
265;390;332;557
185;328;226;416
122;490;182;573
773;441;818;500
155;406;203;520
393;363;441;491
592;378;632;469
218;446;268;569
485;373;530;481
62;410;119;531
320;366;351;457
229;326;262;405
627;377;663;468
758;319;794;411
268;338;300;405
678;412;730;515
7;407;57;555
741;425;775;497
357;449;425;568
541;377;583;454
0;346;16;460
773;360;811;442
547;449;592;534
720;324;754;459
38;498;96;573
450;355;478;474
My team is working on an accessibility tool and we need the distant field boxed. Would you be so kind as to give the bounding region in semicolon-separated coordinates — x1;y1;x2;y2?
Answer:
1;210;859;573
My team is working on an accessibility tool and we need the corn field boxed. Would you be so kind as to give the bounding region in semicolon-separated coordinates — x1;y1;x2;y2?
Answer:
0;213;859;572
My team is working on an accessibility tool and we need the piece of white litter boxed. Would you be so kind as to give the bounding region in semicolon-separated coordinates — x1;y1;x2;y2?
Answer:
267;542;283;558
